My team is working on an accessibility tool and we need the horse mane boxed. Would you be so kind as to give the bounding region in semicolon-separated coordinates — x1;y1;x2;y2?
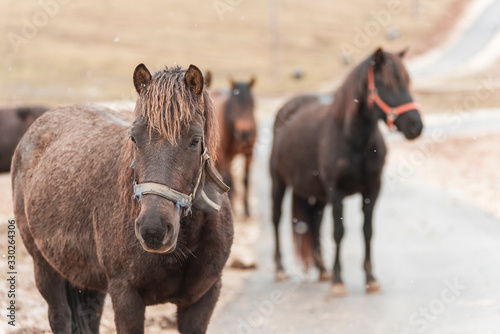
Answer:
117;138;140;218
134;65;219;161
331;51;410;135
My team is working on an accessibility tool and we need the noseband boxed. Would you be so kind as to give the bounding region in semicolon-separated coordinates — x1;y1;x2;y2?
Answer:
367;65;419;129
132;138;229;217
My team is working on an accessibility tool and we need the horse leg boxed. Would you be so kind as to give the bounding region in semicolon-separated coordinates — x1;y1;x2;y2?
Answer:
84;290;105;334
271;171;288;281
362;184;382;294
32;257;72;333
331;195;347;297
65;281;106;334
109;281;145;334
14;204;72;332
243;152;253;218
310;201;330;281
177;279;221;334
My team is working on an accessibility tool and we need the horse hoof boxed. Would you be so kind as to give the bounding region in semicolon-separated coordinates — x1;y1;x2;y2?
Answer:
318;272;332;282
330;283;347;297
365;281;382;294
275;271;290;282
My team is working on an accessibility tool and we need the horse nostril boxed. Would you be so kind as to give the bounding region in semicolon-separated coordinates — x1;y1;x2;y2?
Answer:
140;225;166;249
413;125;422;135
241;131;253;141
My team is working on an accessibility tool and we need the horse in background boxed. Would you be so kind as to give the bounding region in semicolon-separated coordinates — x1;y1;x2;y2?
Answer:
12;64;233;333
209;73;257;217
0;105;48;172
270;48;423;296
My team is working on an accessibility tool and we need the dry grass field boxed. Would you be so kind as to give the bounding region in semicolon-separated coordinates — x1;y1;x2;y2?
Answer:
1;0;461;105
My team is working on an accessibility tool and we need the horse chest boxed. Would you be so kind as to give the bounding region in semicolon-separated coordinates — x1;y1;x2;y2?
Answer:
335;155;369;194
134;265;184;305
336;171;362;194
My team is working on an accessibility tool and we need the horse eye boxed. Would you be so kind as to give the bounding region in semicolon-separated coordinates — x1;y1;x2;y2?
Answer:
130;136;136;144
190;137;201;148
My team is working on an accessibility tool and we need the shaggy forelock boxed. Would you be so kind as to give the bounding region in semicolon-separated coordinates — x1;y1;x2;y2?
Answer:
134;65;219;161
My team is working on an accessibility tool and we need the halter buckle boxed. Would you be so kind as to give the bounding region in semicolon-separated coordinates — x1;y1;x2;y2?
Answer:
388;108;396;121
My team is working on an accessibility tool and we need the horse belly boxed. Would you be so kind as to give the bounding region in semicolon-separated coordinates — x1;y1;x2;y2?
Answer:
25;177;108;290
336;172;362;196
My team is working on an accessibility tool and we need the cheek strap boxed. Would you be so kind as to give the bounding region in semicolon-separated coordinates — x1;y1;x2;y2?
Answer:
132;148;230;216
367;65;419;129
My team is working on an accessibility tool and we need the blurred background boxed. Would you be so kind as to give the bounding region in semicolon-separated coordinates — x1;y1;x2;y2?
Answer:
1;0;494;104
1;0;500;333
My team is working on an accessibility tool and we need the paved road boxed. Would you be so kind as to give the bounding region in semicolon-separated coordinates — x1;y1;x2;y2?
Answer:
209;110;500;333
411;0;500;78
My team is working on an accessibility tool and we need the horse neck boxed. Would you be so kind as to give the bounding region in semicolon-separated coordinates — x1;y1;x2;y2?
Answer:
352;106;378;152
331;100;379;154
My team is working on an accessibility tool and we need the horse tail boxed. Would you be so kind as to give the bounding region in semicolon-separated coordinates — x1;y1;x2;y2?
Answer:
65;280;106;334
291;194;315;271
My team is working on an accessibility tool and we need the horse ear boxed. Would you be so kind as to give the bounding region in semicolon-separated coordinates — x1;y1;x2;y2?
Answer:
374;47;385;66
205;71;212;88
249;76;256;88
185;65;204;95
133;64;152;94
398;47;409;58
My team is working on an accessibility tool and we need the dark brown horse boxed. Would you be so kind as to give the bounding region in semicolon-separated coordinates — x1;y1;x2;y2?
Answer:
270;48;423;296
0;105;48;172
211;77;257;217
12;64;233;333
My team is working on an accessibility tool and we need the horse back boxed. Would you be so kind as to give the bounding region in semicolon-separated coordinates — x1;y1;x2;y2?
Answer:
273;94;332;132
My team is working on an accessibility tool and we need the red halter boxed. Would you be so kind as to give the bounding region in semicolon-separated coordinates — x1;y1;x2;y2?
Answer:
367;65;419;129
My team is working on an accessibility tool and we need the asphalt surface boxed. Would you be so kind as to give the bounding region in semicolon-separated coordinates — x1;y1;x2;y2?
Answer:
208;112;500;333
411;0;500;79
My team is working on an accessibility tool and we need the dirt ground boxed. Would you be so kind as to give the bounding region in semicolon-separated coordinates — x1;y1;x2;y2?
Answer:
388;130;500;219
0;169;259;333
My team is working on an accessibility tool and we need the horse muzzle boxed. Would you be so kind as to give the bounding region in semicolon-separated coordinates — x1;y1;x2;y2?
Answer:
134;200;180;253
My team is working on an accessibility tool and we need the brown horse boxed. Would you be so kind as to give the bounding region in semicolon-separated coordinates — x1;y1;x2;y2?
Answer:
12;64;233;333
270;48;423;296
0;105;48;172
211;77;257;217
